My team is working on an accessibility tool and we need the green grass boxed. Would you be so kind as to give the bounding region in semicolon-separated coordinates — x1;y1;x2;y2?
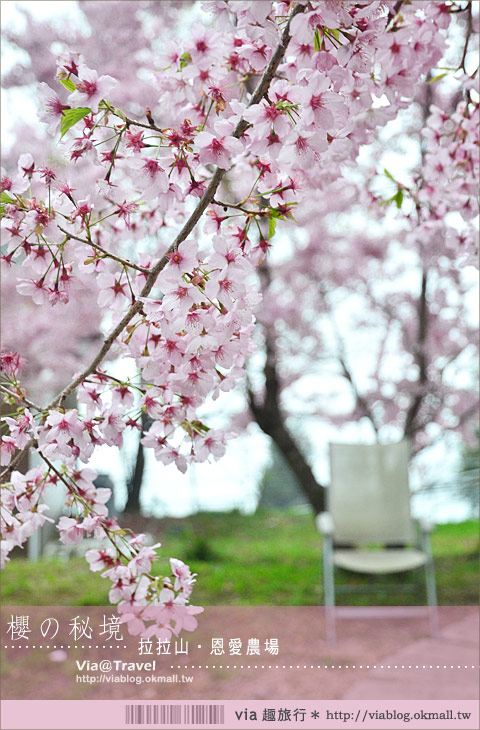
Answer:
1;511;478;606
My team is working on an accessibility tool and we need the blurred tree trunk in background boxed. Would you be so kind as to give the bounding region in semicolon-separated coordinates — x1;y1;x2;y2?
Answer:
124;411;151;513
248;333;326;516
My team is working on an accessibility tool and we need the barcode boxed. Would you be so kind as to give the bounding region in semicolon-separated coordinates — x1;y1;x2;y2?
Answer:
125;704;225;725
125;705;181;725
184;705;225;724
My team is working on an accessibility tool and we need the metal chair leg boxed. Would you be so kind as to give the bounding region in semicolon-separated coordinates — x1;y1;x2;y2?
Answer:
421;530;439;637
323;535;336;644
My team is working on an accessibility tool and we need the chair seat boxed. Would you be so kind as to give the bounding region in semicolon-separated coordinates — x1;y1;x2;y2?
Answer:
333;548;427;574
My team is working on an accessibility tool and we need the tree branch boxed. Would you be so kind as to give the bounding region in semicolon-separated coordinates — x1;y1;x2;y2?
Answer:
248;260;325;515
0;385;42;413
247;333;325;514
338;355;379;436
0;438;38;482
1;3;307;480
387;0;405;25
46;3;304;411
328;311;379;435
57;226;151;274
404;271;428;438
457;1;473;72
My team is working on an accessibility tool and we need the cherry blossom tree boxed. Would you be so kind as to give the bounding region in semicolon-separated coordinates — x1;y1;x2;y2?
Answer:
247;2;478;512
2;1;188;109
1;1;478;634
1;1;194;510
1;2;191;395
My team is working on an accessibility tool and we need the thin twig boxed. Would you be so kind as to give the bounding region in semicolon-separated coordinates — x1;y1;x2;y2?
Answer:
387;0;405;25
328;310;379;435
124;117;165;134
212;198;268;215
58;226;150;274
1;438;37;482
0;385;42;413
40;454;134;563
404;271;429;438
339;355;379;436
457;2;473;72
1;4;306;480
46;1;306;410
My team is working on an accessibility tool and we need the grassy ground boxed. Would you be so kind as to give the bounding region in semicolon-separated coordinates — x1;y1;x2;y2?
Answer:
1;511;478;606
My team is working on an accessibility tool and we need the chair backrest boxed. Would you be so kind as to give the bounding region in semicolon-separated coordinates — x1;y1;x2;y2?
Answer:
328;440;415;544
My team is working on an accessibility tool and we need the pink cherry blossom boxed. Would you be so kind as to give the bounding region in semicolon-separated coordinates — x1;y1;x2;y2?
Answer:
0;438;16;466
16;278;50;305
195;131;243;169
1;167;29;195
127;157;169;200
85;547;117;571
68;64;117;112
37;82;70;136
44;409;83;445
17;153;35;179
57;516;84;545
97;272;130;309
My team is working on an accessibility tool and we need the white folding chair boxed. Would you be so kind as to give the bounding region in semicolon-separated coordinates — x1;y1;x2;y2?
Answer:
316;441;438;642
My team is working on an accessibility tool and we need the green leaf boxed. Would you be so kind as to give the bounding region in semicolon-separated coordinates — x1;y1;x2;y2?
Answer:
60;107;91;138
313;29;322;52
60;77;76;92
0;191;14;218
1;191;14;204
380;188;404;209
268;215;277;240
384;168;396;182
394;189;404;209
427;72;447;84
321;27;340;48
113;107;126;122
180;51;192;69
191;420;211;433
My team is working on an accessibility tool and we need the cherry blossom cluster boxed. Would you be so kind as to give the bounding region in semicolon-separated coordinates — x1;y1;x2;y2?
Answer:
1;0;475;627
1;465;52;569
248;1;478;451
86;543;202;639
418;96;479;265
1;454;201;637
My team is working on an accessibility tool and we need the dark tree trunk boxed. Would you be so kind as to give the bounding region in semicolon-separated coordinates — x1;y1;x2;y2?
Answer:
248;336;325;515
404;271;428;439
124;411;151;513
